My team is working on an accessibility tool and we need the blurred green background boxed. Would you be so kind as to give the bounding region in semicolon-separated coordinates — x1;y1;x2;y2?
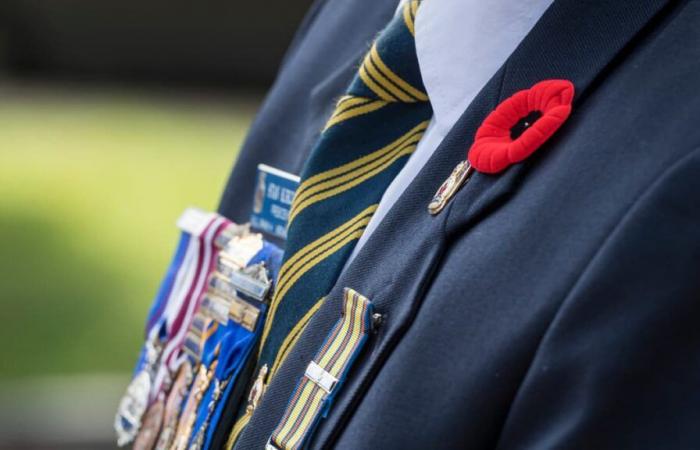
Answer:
0;82;259;450
0;83;257;380
0;1;314;447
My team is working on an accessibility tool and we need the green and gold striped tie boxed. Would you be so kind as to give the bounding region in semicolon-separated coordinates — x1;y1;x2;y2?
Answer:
259;0;431;373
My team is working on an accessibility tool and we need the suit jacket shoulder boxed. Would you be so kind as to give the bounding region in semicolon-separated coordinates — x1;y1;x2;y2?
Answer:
218;0;398;223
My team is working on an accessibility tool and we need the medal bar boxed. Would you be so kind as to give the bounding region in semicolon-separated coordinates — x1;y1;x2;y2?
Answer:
214;255;271;303
114;337;163;446
228;296;260;332
214;222;250;250
182;312;208;362
229;263;271;301
199;293;233;325
218;233;264;267
208;274;240;300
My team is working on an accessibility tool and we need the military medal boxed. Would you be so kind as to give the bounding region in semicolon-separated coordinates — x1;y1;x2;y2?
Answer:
228;296;261;332
200;292;233;326
132;394;165;450
204;231;271;330
214;222;250;250
116;203;282;449
114;337;162;446
247;364;269;414
114;211;207;446
114;370;152;446
172;360;219;450
429;79;574;214
225;262;271;301
155;362;193;450
428;160;474;215
219;233;264;268
188;377;230;450
152;214;229;399
183;313;209;361
208;274;240;300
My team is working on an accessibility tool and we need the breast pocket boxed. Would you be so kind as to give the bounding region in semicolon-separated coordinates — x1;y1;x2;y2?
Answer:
265;288;376;450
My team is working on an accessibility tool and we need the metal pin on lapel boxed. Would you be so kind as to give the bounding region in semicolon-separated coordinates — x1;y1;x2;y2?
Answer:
428;160;474;215
371;312;384;333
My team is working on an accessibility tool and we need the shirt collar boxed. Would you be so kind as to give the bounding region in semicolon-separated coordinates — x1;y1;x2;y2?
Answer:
414;0;554;135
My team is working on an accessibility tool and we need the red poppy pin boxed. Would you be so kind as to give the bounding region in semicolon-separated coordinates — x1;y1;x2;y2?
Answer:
428;79;574;215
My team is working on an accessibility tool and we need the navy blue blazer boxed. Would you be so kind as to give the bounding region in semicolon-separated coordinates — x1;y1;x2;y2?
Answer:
218;0;398;225
220;0;700;448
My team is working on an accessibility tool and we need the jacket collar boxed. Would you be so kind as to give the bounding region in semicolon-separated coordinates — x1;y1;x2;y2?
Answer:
442;0;676;236
343;0;674;292
415;0;554;131
238;0;675;447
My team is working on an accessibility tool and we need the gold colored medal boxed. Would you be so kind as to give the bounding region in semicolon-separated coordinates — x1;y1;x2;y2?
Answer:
171;361;218;450
114;370;151;446
133;395;164;450
155;361;193;450
428;160;474;215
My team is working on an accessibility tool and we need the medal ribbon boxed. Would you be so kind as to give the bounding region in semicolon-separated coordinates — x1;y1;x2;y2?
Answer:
115;209;209;446
145;231;191;334
257;0;431;378
267;289;374;450
189;240;284;449
171;319;223;450
152;214;230;397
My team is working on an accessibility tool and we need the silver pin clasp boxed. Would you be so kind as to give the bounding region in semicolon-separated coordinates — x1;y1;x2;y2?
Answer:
428;160;474;215
304;361;338;394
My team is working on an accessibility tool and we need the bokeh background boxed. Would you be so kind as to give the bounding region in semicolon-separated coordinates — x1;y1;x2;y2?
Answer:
0;1;312;448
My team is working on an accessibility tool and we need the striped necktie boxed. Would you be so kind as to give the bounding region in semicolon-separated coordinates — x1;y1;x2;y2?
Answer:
259;0;431;370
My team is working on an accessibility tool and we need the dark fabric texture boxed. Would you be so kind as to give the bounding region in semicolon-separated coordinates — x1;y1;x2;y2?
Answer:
213;0;399;443
217;0;398;225
225;0;700;448
257;0;432;376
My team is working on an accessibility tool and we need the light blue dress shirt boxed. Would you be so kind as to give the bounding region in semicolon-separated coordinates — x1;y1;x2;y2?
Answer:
347;0;554;266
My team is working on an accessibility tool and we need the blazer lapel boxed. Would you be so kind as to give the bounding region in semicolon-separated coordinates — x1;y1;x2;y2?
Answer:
236;1;674;448
444;0;675;236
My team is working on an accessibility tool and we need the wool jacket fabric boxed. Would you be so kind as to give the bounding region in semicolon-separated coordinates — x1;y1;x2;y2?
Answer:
219;0;700;448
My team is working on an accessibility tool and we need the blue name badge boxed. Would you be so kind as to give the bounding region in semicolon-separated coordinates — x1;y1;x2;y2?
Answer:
250;164;300;241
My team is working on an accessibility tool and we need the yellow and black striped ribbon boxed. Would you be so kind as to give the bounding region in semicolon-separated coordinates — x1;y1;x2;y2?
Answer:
267;289;374;450
224;298;326;450
256;0;430;380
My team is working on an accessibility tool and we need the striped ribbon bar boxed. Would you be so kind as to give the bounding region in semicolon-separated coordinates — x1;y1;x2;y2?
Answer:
152;213;231;397
115;208;211;446
256;0;430;376
267;289;374;450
